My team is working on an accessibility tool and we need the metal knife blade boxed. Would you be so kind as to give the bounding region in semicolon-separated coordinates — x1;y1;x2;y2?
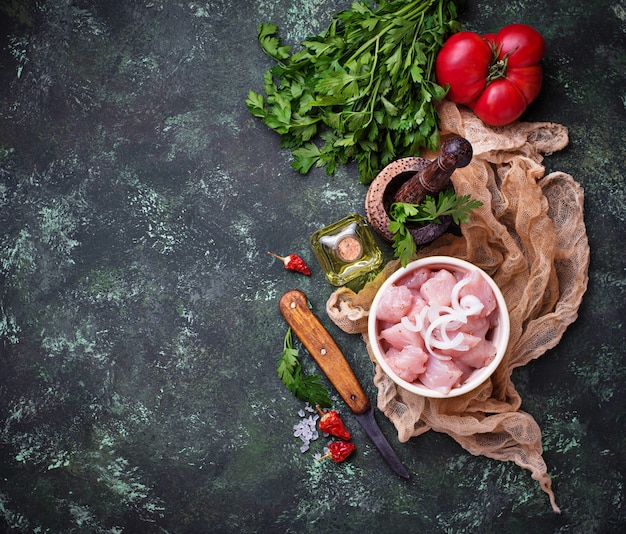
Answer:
279;289;409;479
354;408;410;479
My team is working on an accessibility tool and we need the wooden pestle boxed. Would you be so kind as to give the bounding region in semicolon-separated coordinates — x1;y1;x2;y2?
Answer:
392;136;473;205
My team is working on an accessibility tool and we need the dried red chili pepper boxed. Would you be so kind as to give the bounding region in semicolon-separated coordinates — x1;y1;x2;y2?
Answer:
316;406;351;441
267;251;311;276
317;441;356;463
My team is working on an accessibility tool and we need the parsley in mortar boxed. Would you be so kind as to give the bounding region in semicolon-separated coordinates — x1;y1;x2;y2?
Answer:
389;190;483;267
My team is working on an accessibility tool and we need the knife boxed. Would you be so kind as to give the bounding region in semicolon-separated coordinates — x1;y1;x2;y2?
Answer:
279;289;410;479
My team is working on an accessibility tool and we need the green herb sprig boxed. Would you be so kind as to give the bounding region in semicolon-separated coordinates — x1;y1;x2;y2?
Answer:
277;328;332;408
389;190;483;267
246;0;464;184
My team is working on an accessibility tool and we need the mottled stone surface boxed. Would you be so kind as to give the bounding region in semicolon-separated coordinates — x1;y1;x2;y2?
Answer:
0;0;624;532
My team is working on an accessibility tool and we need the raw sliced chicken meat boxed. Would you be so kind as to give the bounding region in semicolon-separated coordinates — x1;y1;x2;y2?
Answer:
398;267;432;290
385;346;429;382
375;284;414;323
379;322;425;350
420;268;457;307
456;314;491;339
418;356;464;394
449;339;497;369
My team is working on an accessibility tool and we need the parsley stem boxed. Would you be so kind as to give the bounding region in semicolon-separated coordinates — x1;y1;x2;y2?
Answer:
358;36;381;105
344;25;391;67
344;0;439;67
397;0;440;18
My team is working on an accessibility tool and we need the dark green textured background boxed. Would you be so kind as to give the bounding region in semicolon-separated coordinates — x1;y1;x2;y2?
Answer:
0;0;624;532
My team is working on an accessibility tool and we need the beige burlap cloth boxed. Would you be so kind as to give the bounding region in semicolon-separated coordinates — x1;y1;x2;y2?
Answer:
326;101;589;513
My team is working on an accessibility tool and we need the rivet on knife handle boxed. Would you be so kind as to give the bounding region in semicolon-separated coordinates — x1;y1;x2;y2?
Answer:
278;289;370;415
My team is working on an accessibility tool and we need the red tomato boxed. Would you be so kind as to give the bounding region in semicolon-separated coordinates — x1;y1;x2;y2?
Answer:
472;79;527;127
435;23;545;126
495;23;546;68
434;31;492;104
505;64;543;104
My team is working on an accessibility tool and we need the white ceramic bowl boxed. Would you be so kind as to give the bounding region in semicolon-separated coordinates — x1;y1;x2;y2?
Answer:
368;256;510;398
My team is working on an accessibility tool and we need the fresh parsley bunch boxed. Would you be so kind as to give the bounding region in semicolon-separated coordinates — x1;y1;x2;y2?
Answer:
389;190;483;266
246;0;464;184
277;328;332;408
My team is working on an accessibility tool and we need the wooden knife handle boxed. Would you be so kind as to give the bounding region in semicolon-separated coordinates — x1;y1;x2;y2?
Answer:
279;289;371;415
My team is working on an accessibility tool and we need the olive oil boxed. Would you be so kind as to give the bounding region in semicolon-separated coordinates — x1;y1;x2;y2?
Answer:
310;214;383;286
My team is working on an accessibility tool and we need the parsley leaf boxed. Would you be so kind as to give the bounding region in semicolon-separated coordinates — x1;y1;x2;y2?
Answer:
258;23;291;60
247;0;465;184
277;328;332;408
389;190;483;267
291;143;321;174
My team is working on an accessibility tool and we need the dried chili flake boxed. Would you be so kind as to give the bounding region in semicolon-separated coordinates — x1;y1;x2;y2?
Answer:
268;251;311;276
316;406;351;441
317;441;356;463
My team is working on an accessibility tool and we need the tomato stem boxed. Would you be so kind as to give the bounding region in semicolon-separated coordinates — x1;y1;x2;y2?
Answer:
486;45;517;83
